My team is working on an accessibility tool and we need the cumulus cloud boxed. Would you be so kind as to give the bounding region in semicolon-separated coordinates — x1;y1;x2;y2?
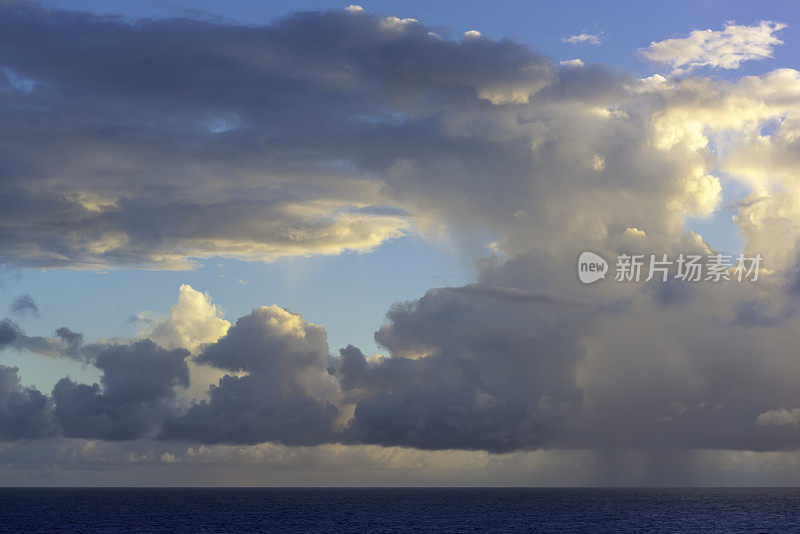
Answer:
52;340;189;440
0;273;797;461
140;284;231;403
337;285;587;451
641;21;786;75
0;365;56;440
142;285;230;353
163;305;342;445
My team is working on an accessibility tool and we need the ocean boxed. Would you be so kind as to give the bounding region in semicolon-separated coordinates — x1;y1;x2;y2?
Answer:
2;487;799;532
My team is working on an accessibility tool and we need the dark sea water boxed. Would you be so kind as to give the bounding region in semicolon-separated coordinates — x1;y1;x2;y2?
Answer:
2;487;800;533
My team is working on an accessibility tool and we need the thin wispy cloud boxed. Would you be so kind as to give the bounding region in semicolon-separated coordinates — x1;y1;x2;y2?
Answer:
10;294;38;317
561;32;603;45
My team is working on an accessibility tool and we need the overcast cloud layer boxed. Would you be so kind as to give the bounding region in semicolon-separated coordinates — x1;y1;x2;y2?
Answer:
2;2;800;483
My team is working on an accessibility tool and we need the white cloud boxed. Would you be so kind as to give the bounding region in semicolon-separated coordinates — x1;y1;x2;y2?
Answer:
140;284;232;404
380;16;418;31
756;408;800;427
623;227;646;238
142;284;230;354
641;21;786;75
561;32;602;45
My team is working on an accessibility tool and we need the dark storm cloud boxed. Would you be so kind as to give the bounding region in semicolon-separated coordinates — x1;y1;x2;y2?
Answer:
1;284;800;454
52;340;189;440
160;283;589;451
0;320;194;441
10;294;38;316
0;288;589;451
0;365;56;440
337;285;588;452
162;306;341;445
0;306;342;445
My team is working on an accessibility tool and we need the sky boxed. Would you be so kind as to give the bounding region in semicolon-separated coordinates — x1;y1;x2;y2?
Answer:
2;0;800;486
6;0;794;380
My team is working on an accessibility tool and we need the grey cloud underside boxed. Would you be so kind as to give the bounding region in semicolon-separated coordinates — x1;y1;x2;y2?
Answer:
53;340;189;440
0;318;71;356
0;365;55;440
4;271;800;454
1;297;589;451
0;2;579;268
162;307;341;445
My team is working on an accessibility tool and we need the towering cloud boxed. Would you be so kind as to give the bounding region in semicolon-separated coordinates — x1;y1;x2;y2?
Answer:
163;305;342;445
337;285;588;452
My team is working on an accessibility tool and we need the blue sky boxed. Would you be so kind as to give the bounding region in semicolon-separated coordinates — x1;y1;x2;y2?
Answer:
40;0;800;77
2;234;475;389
